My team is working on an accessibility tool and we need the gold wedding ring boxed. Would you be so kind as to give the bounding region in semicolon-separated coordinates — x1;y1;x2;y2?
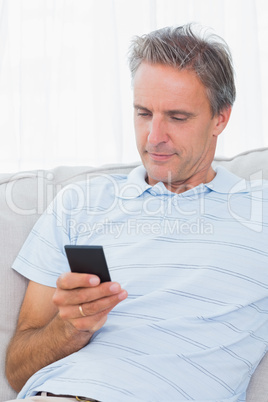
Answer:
79;304;86;317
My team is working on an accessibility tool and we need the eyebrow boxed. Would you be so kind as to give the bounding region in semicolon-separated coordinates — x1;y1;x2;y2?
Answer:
134;104;150;112
166;110;195;118
134;104;195;118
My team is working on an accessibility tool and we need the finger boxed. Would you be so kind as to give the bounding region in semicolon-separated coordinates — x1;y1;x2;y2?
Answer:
57;272;100;290
78;290;127;317
53;280;125;306
59;289;128;319
81;289;128;316
72;302;127;333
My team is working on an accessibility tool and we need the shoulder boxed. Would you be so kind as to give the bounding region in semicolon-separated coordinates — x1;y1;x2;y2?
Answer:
210;166;268;196
54;165;147;203
52;173;129;206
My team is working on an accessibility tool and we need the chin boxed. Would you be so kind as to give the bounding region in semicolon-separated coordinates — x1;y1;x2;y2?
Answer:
140;150;178;181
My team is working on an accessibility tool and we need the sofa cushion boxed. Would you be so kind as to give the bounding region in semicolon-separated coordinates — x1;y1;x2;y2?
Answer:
213;147;268;179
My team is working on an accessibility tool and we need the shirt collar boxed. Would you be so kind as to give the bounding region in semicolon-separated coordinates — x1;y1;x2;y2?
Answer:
115;165;175;199
115;165;249;200
205;165;251;194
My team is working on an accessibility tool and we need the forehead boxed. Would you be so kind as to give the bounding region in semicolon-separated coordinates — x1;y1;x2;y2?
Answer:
133;62;210;111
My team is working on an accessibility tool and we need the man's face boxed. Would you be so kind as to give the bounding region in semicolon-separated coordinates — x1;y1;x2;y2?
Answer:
133;62;230;192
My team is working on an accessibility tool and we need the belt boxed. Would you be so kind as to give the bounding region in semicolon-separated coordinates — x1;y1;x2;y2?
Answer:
36;392;100;402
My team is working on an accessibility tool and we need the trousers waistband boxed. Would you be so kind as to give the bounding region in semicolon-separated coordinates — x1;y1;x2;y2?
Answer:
37;392;100;402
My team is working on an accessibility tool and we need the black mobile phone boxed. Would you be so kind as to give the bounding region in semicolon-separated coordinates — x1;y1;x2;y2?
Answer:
64;245;111;283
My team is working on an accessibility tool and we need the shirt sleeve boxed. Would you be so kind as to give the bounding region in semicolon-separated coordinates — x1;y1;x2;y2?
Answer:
12;183;80;287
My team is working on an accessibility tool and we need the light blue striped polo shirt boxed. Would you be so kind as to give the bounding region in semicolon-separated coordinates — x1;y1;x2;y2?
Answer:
13;165;268;402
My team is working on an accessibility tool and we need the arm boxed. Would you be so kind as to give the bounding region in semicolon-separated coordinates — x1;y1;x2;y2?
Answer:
5;273;127;392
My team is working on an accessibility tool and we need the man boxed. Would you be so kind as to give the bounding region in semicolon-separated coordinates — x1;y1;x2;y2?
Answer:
5;24;268;402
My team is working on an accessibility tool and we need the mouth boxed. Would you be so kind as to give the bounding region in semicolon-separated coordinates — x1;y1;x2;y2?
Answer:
147;152;175;162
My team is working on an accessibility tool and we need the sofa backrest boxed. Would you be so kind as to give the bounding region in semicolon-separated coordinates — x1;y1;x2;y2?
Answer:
1;148;268;401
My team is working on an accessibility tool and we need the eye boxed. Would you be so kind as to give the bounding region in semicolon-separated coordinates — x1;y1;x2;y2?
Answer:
171;116;187;122
138;112;149;117
136;109;152;118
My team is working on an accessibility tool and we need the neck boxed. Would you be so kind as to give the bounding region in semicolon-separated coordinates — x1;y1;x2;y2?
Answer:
147;166;216;194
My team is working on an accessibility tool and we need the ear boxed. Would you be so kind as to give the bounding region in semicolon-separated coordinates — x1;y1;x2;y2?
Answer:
213;106;232;137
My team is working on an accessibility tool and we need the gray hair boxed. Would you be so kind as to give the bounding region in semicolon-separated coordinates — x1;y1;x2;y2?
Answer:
128;24;236;116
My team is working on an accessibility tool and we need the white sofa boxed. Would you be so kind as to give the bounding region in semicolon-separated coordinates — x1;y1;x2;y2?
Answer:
1;148;268;401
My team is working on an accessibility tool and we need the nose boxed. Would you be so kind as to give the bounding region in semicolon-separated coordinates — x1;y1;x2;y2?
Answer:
147;117;169;146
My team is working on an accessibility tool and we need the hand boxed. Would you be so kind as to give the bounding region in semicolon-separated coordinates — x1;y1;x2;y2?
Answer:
53;272;128;334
